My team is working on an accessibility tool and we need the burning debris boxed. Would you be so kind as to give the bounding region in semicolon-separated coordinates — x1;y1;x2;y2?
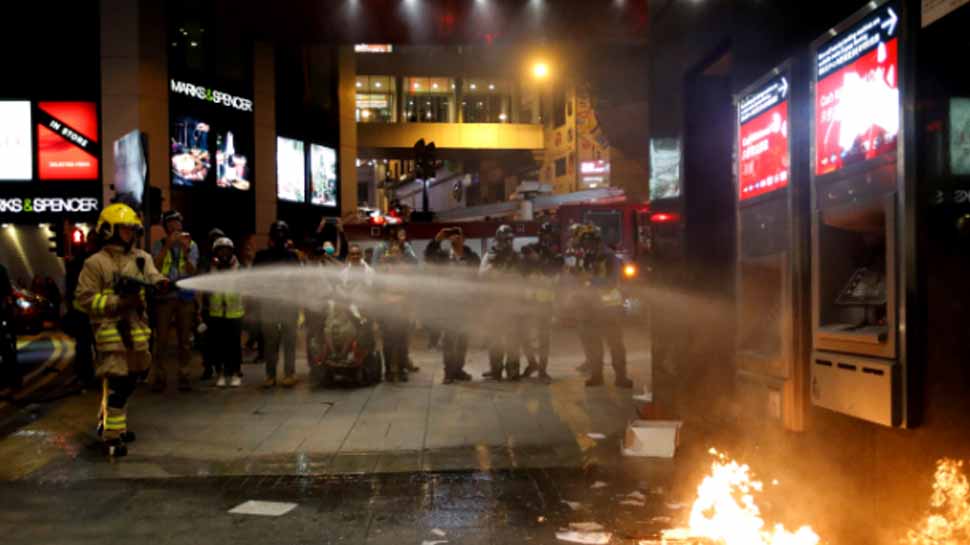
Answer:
660;449;820;545
905;458;970;545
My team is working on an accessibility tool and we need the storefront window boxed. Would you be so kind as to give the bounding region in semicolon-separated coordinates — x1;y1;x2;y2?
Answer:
462;79;512;123
403;77;455;123
356;76;396;123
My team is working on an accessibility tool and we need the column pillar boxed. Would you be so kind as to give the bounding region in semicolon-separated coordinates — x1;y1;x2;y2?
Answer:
338;46;359;218
253;42;276;241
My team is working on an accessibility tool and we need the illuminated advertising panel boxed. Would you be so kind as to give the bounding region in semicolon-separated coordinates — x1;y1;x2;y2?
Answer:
815;2;899;177
738;74;790;201
309;144;338;207
649;138;681;200
276;137;306;202
951;97;970;176
0;101;32;180
36;101;99;180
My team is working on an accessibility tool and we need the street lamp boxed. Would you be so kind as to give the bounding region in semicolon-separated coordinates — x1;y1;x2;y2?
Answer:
532;61;550;80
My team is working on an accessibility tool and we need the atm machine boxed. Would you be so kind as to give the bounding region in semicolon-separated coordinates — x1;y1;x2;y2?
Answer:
734;62;811;431
809;0;916;427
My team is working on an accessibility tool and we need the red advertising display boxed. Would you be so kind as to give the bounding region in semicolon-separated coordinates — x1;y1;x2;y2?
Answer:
815;3;899;176
738;75;790;201
37;101;99;180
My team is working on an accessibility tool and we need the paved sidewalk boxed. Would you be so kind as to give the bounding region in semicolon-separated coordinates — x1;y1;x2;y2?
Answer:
0;328;651;482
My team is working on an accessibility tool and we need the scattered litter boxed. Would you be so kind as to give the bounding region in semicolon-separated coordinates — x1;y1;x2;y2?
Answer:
622;420;682;458
430;529;447;537
569;522;605;532
649;516;672;524
421;541;448;545
586;432;606;440
619;499;645;507
556;531;611;544
590;481;608;489
562;500;583;511
632;389;653;403
228;500;298;517
665;502;688;510
626;490;647;501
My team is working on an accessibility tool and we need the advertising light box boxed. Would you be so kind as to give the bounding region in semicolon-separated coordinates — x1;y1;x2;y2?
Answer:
0;101;33;181
815;2;900;177
276;137;306;203
739;74;790;201
310;144;338;207
951;97;970;176
36;101;99;180
649;138;681;200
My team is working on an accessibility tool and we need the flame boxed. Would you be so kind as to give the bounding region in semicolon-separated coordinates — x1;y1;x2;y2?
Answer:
661;449;820;545
905;459;970;545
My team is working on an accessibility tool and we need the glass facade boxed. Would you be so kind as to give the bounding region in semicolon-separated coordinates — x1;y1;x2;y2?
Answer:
462;79;511;123
356;76;397;123
355;76;526;125
403;77;455;123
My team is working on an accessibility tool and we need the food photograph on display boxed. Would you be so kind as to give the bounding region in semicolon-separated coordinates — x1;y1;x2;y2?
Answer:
171;115;211;187
815;3;899;176
310;143;338;207
215;129;251;191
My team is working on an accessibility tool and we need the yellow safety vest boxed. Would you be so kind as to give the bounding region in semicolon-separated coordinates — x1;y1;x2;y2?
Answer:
208;292;245;319
161;247;189;276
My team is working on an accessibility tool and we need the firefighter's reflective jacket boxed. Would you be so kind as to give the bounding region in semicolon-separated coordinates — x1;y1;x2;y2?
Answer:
76;244;166;353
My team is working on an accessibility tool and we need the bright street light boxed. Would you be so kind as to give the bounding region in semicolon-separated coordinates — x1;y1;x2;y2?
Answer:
532;61;550;80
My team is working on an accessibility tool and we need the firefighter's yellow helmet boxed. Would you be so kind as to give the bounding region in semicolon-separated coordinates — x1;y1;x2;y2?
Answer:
96;203;143;239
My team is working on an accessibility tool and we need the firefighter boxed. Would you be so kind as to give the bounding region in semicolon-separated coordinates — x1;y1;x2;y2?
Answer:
202;237;244;387
76;203;169;457
571;224;633;388
481;224;524;381
521;222;563;384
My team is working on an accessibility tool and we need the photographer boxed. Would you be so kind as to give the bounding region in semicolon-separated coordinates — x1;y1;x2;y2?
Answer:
150;210;199;392
202;238;244;388
425;227;480;384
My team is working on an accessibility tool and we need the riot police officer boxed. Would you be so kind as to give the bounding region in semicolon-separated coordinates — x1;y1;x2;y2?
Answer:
571;224;633;388
480;225;524;381
521;222;563;383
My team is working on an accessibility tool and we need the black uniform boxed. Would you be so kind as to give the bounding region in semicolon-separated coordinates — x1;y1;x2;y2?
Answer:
480;244;525;380
253;245;301;381
520;242;563;380
425;239;480;382
573;248;631;387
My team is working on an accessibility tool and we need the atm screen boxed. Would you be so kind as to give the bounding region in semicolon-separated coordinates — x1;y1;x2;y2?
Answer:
815;2;900;177
738;74;790;201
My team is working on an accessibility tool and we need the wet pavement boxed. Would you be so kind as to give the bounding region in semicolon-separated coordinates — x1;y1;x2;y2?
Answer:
0;464;690;545
0;327;698;544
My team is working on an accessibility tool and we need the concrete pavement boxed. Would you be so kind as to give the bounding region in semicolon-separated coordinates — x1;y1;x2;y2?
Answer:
0;327;652;482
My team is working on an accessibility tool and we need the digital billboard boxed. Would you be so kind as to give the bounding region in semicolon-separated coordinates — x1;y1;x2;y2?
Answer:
36;101;99;180
276;137;306;203
649;138;681;200
815;2;899;177
113;130;146;207
216;130;250;190
951;98;970;176
738;74;790;201
169;75;253;192
0;101;32;180
310;144;338;207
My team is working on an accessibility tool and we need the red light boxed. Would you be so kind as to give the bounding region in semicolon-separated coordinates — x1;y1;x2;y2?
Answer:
370;215;386;225
71;228;84;245
650;213;679;224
